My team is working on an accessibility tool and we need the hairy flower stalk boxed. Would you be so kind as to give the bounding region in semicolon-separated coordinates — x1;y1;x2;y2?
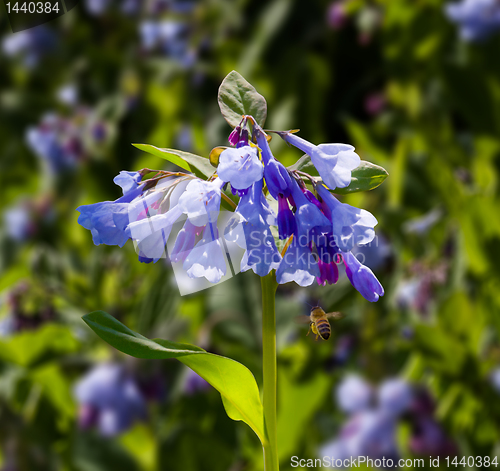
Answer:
77;107;386;471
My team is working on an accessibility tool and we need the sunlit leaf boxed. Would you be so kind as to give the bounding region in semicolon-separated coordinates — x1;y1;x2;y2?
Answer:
83;311;265;444
218;71;267;128
132;144;214;179
288;158;388;194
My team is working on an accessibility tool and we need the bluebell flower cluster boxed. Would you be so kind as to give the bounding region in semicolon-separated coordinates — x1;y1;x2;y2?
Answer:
77;116;384;301
74;363;147;436
445;0;500;42
322;375;413;463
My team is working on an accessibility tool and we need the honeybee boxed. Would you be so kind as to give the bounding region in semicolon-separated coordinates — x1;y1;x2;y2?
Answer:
298;306;345;341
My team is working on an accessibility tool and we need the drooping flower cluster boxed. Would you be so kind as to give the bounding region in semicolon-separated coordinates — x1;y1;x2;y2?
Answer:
77;116;384;301
445;0;500;42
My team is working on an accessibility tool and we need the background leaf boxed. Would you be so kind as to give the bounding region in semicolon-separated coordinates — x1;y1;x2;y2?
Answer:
133;144;215;179
218;71;267;128
82;311;265;444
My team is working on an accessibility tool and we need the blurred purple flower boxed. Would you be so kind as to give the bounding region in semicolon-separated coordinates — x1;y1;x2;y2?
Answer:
74;363;147;436
328;1;348;30
445;0;500;42
2;26;56;68
85;0;112;15
410;417;457;457
395;262;448;314
0;316;16;338
377;378;413;416
351;234;392;272
336;374;373;414
3;204;33;242
408;389;457;457
139;20;195;66
364;92;386;116
321;410;399;463
57;84;79;106
490;367;500;393
403;208;442;235
184;369;211;395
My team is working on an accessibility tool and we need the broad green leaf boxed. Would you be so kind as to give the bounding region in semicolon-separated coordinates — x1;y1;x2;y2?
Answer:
334;161;389;195
277;369;330;461
288;158;388;194
132;144;214;179
31;364;75;420
83;311;265;444
218;71;267;128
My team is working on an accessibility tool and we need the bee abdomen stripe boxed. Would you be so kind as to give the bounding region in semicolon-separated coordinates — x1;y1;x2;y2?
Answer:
317;321;330;333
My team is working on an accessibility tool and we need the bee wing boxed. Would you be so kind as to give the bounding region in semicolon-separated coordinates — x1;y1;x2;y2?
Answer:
295;315;312;324
325;312;345;321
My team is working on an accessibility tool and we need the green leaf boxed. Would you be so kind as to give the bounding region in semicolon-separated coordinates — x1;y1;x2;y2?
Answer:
218;71;267;128
277;370;330;461
334;161;389;195
0;324;80;367
289;158;388;194
83;311;265;444
132;144;214;179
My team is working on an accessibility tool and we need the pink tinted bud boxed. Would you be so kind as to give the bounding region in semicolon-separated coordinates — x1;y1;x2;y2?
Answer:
228;126;241;146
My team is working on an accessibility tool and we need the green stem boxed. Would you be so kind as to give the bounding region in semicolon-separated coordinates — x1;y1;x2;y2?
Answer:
261;273;279;471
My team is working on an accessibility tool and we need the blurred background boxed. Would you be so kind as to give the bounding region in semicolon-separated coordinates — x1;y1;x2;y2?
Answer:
1;0;500;469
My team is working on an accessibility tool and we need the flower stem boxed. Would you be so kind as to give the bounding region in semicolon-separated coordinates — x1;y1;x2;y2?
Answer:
261;272;279;471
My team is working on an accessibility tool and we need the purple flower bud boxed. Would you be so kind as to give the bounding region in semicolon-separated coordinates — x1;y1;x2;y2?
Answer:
277;195;296;239
316;260;339;286
264;159;293;198
343;252;384;302
303;189;323;210
228;126;241;146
